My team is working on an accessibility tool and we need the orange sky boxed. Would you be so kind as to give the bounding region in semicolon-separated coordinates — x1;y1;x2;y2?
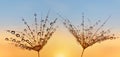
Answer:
0;27;120;57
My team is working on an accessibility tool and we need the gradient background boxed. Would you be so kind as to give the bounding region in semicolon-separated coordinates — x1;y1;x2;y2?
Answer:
0;0;120;57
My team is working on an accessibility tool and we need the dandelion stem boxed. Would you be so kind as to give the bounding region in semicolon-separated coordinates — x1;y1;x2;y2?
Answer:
38;51;40;57
81;49;85;57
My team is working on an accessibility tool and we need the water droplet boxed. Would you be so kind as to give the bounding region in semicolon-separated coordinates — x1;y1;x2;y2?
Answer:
26;40;29;43
21;38;25;42
89;26;93;29
98;20;101;22
21;36;24;39
33;30;35;32
24;22;27;24
69;24;72;27
81;23;84;26
11;31;15;34
22;19;24;21
41;20;44;22
46;28;49;31
49;33;53;36
12;39;16;42
15;44;18;47
40;38;44;41
45;34;47;37
26;47;31;50
47;37;50;40
34;13;37;16
31;32;33;35
38;32;41;35
16;41;20;43
16;34;20;37
50;22;53;25
5;38;9;41
19;44;24;47
6;30;10;32
43;24;45;27
24;29;27;32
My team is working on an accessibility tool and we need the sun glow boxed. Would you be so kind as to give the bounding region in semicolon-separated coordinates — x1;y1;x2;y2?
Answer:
55;53;66;57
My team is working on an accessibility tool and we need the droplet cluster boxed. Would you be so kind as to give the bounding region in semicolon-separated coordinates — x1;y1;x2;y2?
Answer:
63;16;117;49
5;13;57;51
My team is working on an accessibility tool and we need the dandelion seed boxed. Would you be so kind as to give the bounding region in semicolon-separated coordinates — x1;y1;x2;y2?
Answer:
63;14;117;57
5;13;57;57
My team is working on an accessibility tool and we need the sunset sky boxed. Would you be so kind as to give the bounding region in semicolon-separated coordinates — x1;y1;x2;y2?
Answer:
0;0;120;57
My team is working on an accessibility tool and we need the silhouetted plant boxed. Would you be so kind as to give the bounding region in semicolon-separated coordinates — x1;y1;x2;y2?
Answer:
63;13;117;57
5;13;57;57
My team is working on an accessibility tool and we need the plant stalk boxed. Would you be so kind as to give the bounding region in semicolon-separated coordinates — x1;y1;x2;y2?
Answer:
81;49;85;57
38;51;40;57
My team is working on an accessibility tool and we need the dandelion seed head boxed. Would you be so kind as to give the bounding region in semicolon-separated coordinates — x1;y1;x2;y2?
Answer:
5;13;57;52
64;16;117;49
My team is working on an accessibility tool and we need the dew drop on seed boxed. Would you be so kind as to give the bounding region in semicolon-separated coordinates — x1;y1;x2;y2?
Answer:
24;29;27;32
50;22;53;25
16;34;20;37
22;19;24;21
38;32;41;35
16;41;20;43
12;39;16;42
7;30;10;32
41;20;44;22
11;31;15;34
26;40;29;43
15;44;18;47
5;38;9;41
